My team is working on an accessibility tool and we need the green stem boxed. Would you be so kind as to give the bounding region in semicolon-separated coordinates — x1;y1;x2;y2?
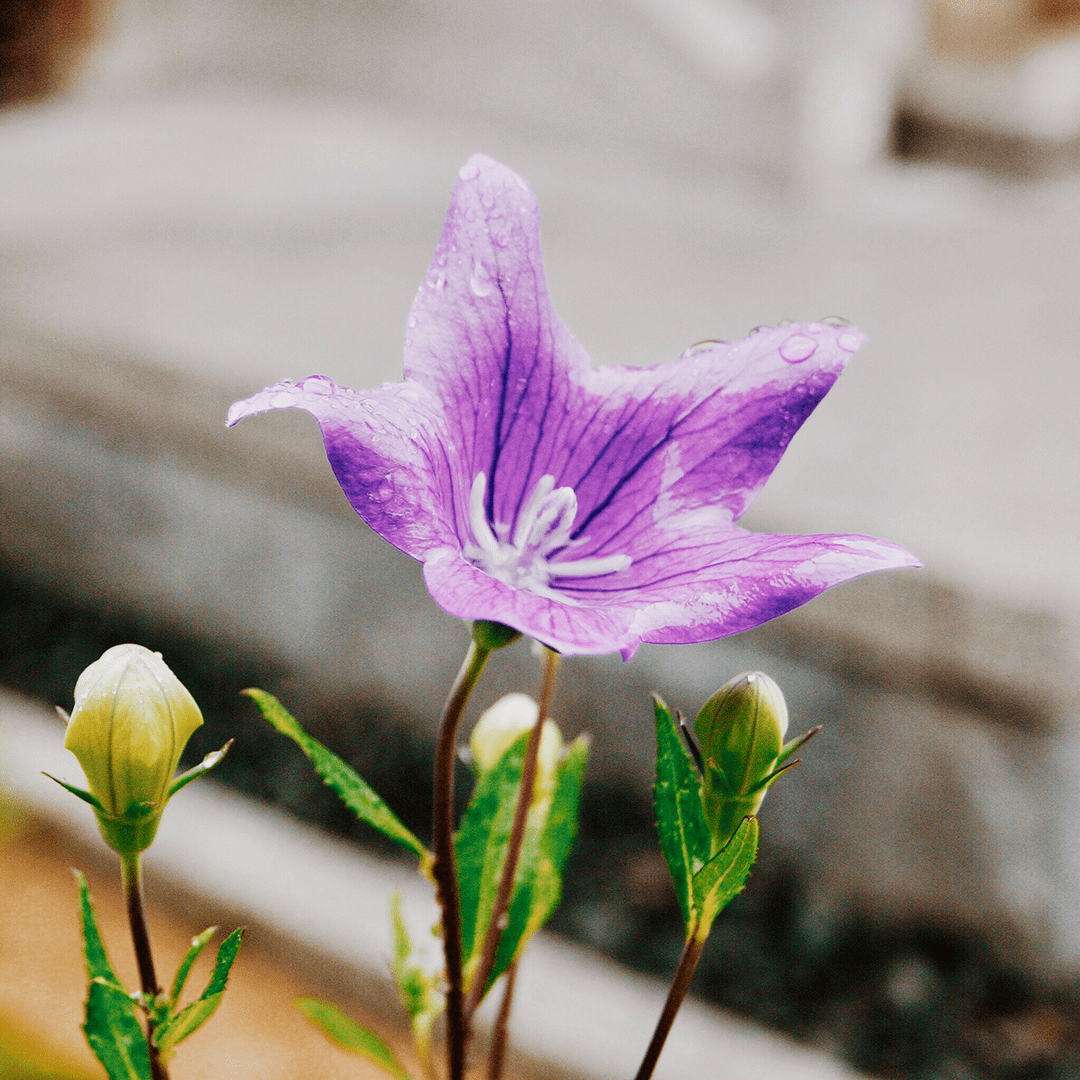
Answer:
432;639;492;1080
465;647;559;1018
632;931;706;1080
486;959;518;1080
120;854;169;1080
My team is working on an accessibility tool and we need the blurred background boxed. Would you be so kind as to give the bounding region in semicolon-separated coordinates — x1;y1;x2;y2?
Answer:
3;0;1080;1077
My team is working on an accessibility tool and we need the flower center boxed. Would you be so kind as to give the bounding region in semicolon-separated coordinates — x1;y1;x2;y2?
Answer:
463;472;631;600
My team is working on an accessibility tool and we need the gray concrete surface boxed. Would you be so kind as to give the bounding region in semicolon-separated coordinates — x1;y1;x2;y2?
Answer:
3;0;1080;979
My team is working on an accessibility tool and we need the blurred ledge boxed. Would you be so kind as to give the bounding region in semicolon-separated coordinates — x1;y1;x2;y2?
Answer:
0;689;862;1080
0;315;1065;737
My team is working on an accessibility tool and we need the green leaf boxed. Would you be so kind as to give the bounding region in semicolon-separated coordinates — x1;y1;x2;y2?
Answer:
76;872;152;1080
389;893;444;1064
486;735;589;990
154;928;242;1057
691;816;759;940
167;741;233;799
653;696;711;934
296;997;412;1080
244;689;430;868
455;731;528;971
167;926;218;1012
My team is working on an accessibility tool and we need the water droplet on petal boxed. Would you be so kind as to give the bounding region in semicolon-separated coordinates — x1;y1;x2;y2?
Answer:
493;232;508;248
780;334;817;363
837;332;861;352
683;339;722;357
778;319;795;327
821;316;852;327
459;161;480;181
481;194;494;210
748;325;769;335
377;481;393;502
807;322;827;333
269;391;297;407
470;258;493;298
407;315;417;329
515;175;529;191
303;375;334;396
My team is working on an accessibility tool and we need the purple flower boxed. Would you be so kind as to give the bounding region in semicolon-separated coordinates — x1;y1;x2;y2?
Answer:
228;155;918;658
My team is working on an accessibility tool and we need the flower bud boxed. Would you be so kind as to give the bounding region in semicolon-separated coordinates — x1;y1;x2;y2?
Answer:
694;671;788;850
64;644;203;854
470;693;562;803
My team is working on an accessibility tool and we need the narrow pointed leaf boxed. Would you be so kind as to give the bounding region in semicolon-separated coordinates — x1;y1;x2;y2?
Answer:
154;928;242;1056
691;816;759;939
296;997;412;1080
389;894;444;1064
244;689;429;867
653;696;711;933
168;926;217;1010
45;774;104;811
776;725;821;766
167;741;233;799
485;735;588;992
76;873;152;1080
455;732;527;969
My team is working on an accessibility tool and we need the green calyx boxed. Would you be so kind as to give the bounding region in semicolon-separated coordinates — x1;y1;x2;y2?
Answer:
471;620;522;651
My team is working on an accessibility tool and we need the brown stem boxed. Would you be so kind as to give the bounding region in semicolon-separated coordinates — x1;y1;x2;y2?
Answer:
465;647;559;1018
432;640;493;1080
120;854;170;1080
632;933;705;1080
486;960;518;1080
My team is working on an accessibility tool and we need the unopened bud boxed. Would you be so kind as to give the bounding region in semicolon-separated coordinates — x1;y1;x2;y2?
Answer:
63;644;203;854
695;671;788;850
470;693;562;802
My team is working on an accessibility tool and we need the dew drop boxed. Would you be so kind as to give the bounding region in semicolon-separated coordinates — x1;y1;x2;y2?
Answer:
778;319;795;327
493;232;509;248
377;482;393;502
481;194;494;210
837;332;861;352
779;334;817;363
748;325;769;335
821;315;852;327
459;161;480;181
470;259;493;297
303;375;334;396
683;339;722;357
407;315;417;329
269;391;297;407
807;322;827;334
514;175;529;191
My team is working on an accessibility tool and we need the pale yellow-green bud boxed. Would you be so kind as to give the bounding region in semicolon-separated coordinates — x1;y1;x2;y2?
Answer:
470;693;562;802
64;644;203;853
694;671;789;851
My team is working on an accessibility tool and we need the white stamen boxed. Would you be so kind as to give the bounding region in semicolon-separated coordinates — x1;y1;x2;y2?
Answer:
469;473;500;556
463;471;632;598
546;553;633;578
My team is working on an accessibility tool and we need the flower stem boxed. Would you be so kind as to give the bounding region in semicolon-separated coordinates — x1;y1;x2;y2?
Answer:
632;931;706;1080
433;639;493;1080
120;854;169;1080
466;646;559;1019
486;960;518;1080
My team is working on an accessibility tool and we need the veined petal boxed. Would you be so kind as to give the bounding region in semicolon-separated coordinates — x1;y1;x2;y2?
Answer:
229;156;920;659
227;375;458;560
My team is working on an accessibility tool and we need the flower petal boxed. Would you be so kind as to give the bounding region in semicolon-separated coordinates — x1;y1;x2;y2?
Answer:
423;526;919;657
227;375;458;560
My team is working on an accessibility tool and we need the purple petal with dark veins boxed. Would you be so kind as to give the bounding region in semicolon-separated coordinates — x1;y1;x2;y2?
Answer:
228;154;920;658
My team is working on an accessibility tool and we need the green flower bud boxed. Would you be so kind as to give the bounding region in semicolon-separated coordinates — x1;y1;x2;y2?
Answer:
470;693;562;804
694;671;788;851
63;644;204;854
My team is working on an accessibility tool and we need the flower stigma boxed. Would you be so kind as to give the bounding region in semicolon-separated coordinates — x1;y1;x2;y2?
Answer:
464;472;631;601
